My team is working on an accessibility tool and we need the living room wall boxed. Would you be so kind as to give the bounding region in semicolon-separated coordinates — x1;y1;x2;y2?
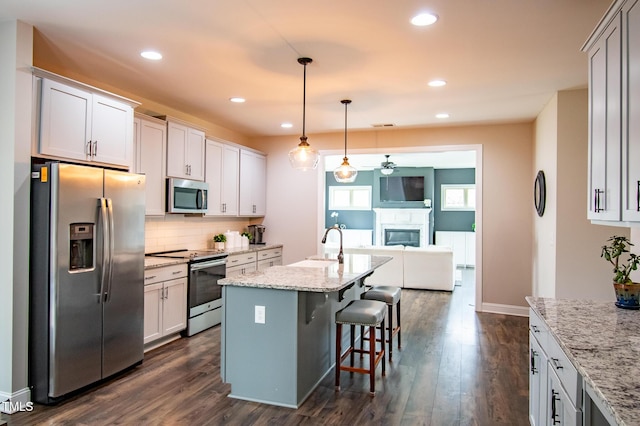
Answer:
433;168;476;233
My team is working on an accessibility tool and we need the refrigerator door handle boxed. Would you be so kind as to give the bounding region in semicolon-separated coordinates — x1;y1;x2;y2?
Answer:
99;198;109;303
105;198;115;302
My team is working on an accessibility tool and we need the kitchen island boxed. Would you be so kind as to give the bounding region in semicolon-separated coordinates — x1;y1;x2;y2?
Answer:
218;253;392;408
527;297;640;426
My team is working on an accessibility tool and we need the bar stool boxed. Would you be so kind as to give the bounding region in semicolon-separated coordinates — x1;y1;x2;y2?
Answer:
335;299;387;396
361;285;401;361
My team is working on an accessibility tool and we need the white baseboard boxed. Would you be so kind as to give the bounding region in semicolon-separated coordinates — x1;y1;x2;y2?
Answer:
0;387;32;414
481;302;529;317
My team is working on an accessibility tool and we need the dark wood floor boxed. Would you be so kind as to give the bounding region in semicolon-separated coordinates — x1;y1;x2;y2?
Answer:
2;270;529;425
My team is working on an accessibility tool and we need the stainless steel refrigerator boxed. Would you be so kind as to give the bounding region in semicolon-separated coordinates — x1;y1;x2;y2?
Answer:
29;162;146;404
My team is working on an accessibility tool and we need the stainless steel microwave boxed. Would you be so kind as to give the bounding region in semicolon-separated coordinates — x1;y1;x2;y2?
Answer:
167;178;208;214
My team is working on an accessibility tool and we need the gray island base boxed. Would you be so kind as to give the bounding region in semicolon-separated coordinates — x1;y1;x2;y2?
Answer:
218;254;392;408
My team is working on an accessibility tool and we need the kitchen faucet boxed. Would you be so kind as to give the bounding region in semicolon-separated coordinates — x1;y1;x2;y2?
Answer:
321;225;344;264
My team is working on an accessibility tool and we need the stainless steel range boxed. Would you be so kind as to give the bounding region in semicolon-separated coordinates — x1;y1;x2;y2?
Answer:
150;249;227;336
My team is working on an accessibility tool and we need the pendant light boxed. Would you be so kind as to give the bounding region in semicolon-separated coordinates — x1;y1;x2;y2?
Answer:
289;57;319;170
333;99;358;183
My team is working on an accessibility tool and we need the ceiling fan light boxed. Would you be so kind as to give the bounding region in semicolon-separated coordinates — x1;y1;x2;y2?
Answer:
334;158;358;183
380;167;394;175
289;137;319;170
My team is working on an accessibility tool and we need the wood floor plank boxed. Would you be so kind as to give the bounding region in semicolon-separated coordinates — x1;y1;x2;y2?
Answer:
1;270;529;426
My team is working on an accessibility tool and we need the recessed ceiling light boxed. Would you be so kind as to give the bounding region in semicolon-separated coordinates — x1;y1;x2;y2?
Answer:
281;122;293;129
428;79;447;87
229;97;246;103
435;113;450;119
411;12;438;26
140;50;162;60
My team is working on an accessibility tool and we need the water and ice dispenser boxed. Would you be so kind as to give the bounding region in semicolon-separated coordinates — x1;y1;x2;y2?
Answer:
69;223;94;270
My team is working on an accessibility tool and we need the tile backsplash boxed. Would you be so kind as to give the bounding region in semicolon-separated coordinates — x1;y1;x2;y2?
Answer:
145;215;250;253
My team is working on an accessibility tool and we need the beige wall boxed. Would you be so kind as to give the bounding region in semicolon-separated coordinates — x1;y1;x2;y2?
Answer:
255;122;534;308
533;94;559;297
533;89;625;300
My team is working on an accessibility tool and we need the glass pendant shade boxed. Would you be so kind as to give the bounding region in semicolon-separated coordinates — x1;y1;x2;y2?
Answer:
290;57;319;170
380;167;394;175
333;99;357;183
334;158;358;182
289;136;319;170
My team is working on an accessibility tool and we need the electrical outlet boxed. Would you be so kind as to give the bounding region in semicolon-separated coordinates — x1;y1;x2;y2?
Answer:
255;305;265;324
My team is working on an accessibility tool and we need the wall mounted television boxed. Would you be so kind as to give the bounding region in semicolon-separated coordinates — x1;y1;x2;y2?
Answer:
379;176;424;202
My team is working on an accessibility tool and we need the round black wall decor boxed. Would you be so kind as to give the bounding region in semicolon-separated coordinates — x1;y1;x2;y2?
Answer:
534;170;546;217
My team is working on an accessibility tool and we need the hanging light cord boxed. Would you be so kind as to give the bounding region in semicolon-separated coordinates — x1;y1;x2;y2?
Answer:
343;101;348;158
298;57;312;144
341;99;351;160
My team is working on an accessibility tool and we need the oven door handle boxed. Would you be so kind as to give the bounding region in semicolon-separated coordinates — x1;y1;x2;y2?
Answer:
190;259;227;271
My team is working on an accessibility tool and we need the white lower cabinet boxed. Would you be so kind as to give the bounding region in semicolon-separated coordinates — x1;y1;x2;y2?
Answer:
256;247;283;271
529;308;582;426
226;252;257;277
144;264;187;345
226;247;283;275
529;332;548;426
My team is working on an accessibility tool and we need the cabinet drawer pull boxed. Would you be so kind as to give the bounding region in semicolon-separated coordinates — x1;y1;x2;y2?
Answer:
594;188;605;212
636;181;640;212
531;325;539;333
145;275;156;280
172;270;182;275
550;357;563;370
93;140;98;157
530;349;537;374
550;389;560;425
230;259;239;263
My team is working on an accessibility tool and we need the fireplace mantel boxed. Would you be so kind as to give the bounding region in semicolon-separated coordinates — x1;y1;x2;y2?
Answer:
373;208;431;247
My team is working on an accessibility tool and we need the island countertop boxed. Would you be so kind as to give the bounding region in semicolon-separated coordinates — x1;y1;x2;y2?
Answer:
218;253;392;292
526;297;640;426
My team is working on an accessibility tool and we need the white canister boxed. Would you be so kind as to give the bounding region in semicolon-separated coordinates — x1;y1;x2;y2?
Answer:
224;230;235;248
241;235;250;249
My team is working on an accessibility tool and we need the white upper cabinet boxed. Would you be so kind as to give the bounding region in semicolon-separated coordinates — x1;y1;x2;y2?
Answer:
621;0;640;221
166;120;205;181
134;115;167;216
239;149;267;217
39;77;135;168
586;14;622;221
584;0;640;222
205;139;239;216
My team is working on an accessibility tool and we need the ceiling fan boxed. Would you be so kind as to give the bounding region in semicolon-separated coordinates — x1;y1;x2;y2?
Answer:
380;154;396;175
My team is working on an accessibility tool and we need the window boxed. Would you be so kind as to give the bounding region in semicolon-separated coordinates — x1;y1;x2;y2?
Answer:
441;184;475;211
328;186;372;210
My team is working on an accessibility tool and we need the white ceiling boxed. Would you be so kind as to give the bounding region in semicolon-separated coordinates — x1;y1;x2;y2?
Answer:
2;0;610;139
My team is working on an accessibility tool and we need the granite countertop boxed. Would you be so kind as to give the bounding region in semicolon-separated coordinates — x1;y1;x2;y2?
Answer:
144;244;283;269
224;243;283;256
218;253;392;292
144;257;187;269
526;297;640;426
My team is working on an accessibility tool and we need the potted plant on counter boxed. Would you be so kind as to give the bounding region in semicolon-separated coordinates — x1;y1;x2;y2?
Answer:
213;233;226;250
601;235;640;309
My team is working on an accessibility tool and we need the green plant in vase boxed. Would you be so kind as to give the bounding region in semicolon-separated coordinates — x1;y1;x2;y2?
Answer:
601;235;640;309
213;233;227;250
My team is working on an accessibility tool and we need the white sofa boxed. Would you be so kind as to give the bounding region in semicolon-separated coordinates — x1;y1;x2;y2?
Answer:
323;244;455;291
